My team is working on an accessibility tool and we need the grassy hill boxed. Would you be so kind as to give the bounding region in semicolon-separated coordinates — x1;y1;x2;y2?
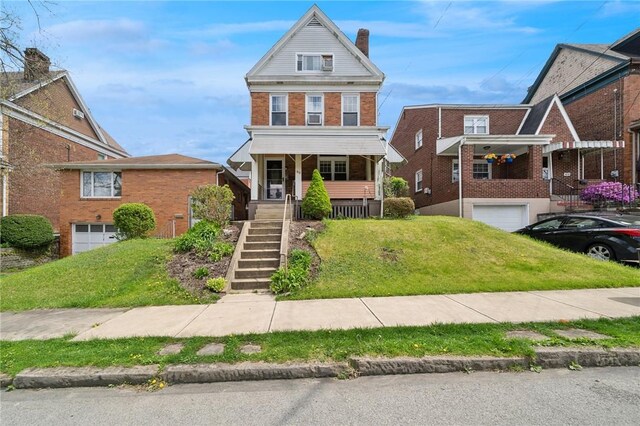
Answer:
286;216;640;300
0;239;207;311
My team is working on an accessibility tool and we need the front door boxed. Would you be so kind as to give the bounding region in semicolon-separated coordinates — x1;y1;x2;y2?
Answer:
265;159;284;200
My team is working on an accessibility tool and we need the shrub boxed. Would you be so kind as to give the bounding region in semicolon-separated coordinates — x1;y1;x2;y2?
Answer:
113;203;156;240
0;214;54;249
205;277;227;292
192;267;209;279
581;181;639;204
208;241;235;262
270;249;312;294
384;197;415;219
190;184;235;227
174;221;221;253
301;169;332;220
384;176;409;198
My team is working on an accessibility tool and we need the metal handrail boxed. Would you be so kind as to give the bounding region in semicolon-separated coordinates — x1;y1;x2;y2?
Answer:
550;178;579;211
281;194;292;272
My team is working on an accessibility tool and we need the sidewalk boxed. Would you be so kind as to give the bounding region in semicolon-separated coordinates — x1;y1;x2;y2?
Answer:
1;287;638;341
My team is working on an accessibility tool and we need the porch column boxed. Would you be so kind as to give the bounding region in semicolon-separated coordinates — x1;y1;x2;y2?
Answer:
600;148;604;180
374;156;383;200
251;157;258;201
295;154;302;200
528;146;543;180
366;156;372;181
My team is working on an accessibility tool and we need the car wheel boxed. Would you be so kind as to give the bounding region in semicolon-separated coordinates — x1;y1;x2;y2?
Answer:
586;243;615;261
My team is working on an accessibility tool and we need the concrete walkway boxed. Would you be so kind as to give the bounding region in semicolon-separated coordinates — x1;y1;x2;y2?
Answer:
0;287;638;341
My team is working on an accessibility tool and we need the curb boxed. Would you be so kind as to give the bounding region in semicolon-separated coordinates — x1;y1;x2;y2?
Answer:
3;348;639;390
0;373;12;388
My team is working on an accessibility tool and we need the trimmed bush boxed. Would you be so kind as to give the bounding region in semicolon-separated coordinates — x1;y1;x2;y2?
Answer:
0;214;54;249
205;277;227;292
301;169;332;220
384;197;415;219
270;249;312;294
190;184;235;227
384;176;409;198
113;203;156;240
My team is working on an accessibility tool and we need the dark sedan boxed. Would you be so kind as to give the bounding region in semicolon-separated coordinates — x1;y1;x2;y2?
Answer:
515;214;640;264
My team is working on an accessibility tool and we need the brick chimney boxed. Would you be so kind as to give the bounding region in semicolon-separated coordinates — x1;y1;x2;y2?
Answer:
355;29;369;58
23;48;51;81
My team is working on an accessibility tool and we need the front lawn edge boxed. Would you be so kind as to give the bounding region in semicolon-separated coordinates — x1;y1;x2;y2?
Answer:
6;347;640;389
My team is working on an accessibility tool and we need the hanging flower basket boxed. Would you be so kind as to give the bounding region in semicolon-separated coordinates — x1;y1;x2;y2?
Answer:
483;153;497;164
498;154;517;165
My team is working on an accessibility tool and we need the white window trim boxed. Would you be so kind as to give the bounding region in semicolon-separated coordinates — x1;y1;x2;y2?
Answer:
306;93;324;126
452;159;493;182
464;115;490;135
295;52;335;73
415;169;423;193
341;93;360;126
415;129;423;150
81;170;122;198
317;156;349;181
269;93;288;126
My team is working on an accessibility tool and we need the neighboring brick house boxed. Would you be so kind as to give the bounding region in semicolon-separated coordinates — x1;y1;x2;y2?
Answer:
50;154;249;257
227;5;403;219
523;28;640;187
0;48;129;230
390;93;624;231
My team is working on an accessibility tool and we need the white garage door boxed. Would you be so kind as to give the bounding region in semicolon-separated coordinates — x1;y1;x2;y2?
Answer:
472;205;528;232
72;223;117;254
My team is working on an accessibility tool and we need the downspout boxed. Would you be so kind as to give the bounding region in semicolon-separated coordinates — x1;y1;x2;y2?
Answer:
458;138;464;218
216;168;225;186
438;107;442;139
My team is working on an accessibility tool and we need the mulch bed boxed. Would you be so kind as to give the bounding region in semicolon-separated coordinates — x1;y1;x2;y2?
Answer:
167;224;240;298
288;220;324;279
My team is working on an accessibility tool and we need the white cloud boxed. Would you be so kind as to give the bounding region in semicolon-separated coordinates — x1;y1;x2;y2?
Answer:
45;18;145;41
193;20;294;37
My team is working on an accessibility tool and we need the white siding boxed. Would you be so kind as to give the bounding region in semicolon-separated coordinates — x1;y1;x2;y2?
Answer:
531;48;622;104
255;25;373;78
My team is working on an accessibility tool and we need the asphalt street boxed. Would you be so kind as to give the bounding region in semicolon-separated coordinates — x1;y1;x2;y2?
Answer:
1;367;639;425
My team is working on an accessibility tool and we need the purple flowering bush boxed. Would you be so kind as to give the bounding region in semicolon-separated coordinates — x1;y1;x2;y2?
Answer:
580;182;639;204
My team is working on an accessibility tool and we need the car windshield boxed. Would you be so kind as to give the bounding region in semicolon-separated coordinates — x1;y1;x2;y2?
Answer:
609;215;640;226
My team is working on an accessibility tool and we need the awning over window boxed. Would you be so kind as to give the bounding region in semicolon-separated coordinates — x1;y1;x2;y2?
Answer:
543;140;625;154
249;134;387;156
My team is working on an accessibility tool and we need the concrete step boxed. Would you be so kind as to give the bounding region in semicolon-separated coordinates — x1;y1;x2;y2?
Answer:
246;234;281;243
241;249;280;259
256;204;285;210
244;241;280;250
238;258;280;269
254;214;283;220
249;227;283;236
251;221;283;229
230;278;271;290
235;267;277;279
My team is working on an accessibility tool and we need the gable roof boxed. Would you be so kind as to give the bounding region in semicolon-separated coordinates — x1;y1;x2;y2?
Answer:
1;69;128;157
49;153;222;170
246;4;384;81
518;94;580;141
523;29;637;104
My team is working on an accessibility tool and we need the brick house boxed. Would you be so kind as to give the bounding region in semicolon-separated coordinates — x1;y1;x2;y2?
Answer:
523;28;640;188
50;154;249;257
227;5;404;219
390;28;638;231
0;48;129;231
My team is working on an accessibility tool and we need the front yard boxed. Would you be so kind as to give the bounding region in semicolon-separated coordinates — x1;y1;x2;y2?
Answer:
286;216;640;300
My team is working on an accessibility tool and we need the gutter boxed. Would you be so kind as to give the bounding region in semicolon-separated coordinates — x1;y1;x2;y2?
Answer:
47;164;223;171
458;138;465;218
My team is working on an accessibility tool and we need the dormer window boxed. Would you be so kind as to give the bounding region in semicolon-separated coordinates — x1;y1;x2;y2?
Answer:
297;54;333;72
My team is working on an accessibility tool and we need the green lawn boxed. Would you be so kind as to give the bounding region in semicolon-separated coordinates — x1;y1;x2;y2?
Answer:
0;239;214;312
1;317;638;376
287;216;640;300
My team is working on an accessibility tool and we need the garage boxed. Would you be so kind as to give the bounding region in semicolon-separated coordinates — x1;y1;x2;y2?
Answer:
472;205;529;232
72;223;117;254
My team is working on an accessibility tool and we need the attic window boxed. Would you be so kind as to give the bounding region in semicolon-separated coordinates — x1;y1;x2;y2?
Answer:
297;54;333;72
307;17;322;27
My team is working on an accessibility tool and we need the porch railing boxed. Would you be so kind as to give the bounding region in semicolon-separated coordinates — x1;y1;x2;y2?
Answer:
295;200;370;219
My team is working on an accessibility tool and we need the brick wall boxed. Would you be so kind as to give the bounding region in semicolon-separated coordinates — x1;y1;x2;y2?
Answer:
7;117;112;231
15;77;100;140
251;91;377;127
539;103;575;143
58;168;220;257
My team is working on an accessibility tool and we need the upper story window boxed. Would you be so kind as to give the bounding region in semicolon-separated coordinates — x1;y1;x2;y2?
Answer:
415;129;423;150
297;54;333;72
306;94;323;125
464;115;489;134
270;94;287;126
342;94;359;126
82;171;121;198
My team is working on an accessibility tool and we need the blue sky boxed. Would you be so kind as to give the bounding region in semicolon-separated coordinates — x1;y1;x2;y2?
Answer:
6;0;640;163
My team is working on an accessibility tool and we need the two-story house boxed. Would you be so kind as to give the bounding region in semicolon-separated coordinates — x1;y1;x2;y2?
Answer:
227;5;403;219
0;48;129;231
